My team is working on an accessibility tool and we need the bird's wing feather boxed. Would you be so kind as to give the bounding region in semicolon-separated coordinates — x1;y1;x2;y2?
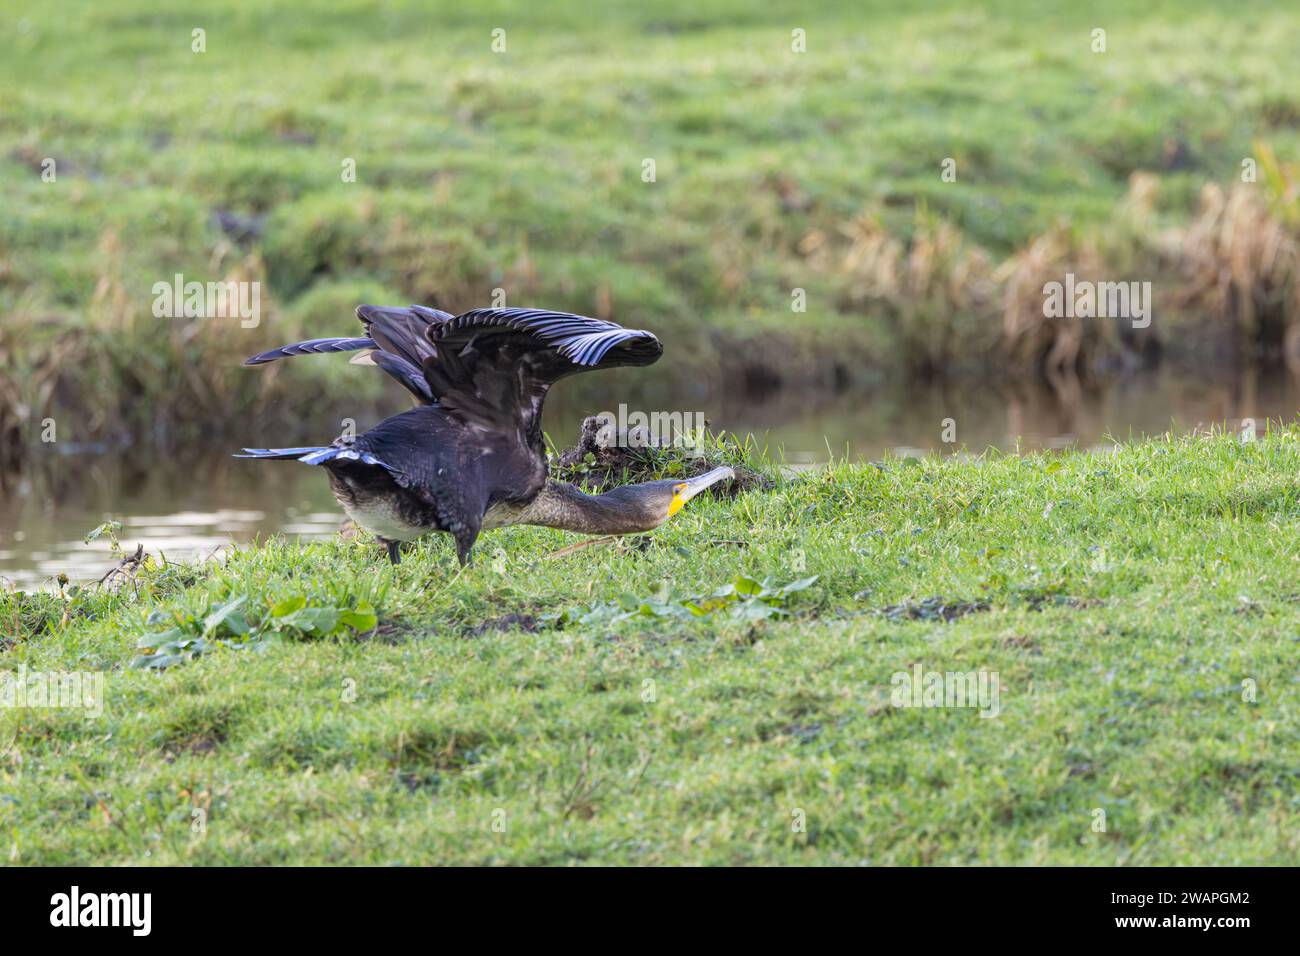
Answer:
369;351;434;402
354;304;448;369
243;337;376;365
432;307;663;369
420;307;662;433
240;304;661;438
241;304;457;404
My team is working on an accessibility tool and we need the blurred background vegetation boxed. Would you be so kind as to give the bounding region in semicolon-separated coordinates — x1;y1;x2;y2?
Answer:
2;0;1299;464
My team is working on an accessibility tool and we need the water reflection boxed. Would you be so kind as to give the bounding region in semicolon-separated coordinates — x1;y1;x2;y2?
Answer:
3;368;1298;590
547;364;1300;463
0;452;341;592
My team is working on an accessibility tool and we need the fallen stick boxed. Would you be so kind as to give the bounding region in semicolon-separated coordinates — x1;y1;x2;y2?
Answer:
545;536;617;560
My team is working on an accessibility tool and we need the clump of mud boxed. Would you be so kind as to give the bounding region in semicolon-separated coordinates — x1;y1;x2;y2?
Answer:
877;596;990;622
467;613;539;637
551;416;773;497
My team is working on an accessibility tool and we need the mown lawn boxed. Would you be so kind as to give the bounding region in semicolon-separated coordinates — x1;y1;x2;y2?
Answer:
2;430;1297;864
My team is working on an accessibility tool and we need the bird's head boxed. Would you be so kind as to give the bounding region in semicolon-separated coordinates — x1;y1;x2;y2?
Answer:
663;465;736;520
598;466;737;531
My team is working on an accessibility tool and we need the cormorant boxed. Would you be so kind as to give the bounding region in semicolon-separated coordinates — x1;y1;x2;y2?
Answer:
236;305;734;566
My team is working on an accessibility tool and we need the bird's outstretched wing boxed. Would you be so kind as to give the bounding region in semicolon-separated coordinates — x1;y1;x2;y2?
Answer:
242;304;455;403
419;307;662;434
240;304;662;432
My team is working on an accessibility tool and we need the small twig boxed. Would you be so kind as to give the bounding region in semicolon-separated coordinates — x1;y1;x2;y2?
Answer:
629;750;654;793
96;543;145;587
546;536;617;560
560;739;605;819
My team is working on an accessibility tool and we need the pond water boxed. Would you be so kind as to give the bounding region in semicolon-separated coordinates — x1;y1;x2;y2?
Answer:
3;366;1298;591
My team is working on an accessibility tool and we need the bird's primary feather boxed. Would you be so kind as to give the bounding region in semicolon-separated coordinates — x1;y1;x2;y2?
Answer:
242;337;376;365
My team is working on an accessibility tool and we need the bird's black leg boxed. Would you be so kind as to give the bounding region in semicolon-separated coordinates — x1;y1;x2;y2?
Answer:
384;539;402;565
454;527;479;568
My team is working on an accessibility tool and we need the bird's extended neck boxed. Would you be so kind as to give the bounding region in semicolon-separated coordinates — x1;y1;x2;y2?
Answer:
512;480;663;535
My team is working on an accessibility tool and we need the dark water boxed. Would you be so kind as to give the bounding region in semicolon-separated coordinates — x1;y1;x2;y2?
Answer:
3;368;1298;591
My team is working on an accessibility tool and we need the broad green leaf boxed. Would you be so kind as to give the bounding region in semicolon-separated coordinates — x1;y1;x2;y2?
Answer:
732;602;782;621
203;595;248;636
136;627;186;650
271;594;306;618
221;611;252;637
339;602;378;632
777;575;819;596
281;606;342;635
83;520;122;544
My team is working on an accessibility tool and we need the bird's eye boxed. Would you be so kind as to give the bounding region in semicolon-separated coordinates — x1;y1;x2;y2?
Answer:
673;483;686;495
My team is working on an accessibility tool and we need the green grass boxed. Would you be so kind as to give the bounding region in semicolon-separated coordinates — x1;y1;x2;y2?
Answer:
4;0;1300;458
3;429;1299;864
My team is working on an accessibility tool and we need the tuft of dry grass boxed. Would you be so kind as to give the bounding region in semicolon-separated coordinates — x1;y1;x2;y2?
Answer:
1171;181;1300;368
0;236;302;462
830;212;998;376
997;224;1111;385
813;165;1300;388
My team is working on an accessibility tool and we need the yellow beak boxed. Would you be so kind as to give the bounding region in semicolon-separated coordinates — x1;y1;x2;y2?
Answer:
667;466;736;518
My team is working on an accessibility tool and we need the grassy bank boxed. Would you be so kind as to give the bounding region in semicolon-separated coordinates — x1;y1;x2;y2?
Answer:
4;0;1300;463
2;430;1298;864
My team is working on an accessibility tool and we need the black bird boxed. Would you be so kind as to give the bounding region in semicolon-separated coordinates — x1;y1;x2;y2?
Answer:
237;305;734;566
